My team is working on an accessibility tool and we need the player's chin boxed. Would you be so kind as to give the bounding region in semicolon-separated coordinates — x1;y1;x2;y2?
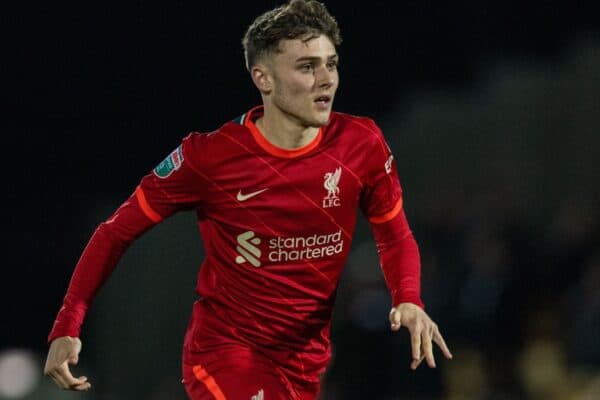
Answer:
311;107;333;126
309;115;331;127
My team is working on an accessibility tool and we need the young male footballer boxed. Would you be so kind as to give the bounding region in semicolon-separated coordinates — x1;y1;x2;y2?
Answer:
45;0;452;398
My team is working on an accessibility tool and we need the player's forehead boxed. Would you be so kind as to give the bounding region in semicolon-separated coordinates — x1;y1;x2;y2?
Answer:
274;35;338;63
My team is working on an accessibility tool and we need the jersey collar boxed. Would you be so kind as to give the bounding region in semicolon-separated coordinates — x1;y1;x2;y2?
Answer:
243;106;323;159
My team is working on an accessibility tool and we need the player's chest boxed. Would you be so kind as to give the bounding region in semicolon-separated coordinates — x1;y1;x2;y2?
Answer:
202;154;363;222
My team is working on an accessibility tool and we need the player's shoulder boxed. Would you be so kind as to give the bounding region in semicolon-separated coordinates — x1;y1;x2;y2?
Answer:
182;112;250;148
328;111;386;143
178;112;254;166
332;111;382;133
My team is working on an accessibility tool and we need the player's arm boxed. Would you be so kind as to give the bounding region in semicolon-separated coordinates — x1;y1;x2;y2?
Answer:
44;187;158;390
45;136;207;390
359;120;452;370
369;208;452;369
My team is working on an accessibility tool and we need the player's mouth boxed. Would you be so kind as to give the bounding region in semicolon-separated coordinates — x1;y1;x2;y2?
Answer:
314;95;332;110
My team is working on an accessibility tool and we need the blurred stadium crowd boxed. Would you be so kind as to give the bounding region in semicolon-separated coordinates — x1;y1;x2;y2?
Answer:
326;182;599;399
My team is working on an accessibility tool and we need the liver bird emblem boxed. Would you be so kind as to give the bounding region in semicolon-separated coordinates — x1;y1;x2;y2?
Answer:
324;167;342;199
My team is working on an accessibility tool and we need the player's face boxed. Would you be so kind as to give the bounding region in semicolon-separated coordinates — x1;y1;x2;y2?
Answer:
267;35;339;127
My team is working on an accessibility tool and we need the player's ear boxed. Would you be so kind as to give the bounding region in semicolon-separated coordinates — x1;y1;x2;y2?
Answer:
250;63;272;94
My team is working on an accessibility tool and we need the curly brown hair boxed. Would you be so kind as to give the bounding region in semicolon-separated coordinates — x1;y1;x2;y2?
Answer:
242;0;342;70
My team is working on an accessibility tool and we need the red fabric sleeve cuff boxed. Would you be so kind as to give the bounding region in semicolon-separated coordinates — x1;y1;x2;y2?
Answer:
48;303;87;343
391;290;425;310
48;321;82;343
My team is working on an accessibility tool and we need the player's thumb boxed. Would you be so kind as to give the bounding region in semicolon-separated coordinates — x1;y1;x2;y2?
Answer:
68;337;82;364
68;352;79;365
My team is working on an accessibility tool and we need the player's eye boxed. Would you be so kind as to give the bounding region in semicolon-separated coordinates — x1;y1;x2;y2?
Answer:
299;64;314;72
326;61;338;71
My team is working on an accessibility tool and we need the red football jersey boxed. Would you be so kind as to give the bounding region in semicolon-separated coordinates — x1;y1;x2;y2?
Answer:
49;105;423;387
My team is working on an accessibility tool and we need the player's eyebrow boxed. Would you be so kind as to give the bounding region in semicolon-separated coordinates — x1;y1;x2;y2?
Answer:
295;54;339;63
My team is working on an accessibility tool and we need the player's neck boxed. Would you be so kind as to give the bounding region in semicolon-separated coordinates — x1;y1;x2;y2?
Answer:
255;108;319;150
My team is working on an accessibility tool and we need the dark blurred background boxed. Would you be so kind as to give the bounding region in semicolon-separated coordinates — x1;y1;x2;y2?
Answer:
3;1;599;399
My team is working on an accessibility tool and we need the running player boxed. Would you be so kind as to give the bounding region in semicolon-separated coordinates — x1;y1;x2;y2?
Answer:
44;1;452;398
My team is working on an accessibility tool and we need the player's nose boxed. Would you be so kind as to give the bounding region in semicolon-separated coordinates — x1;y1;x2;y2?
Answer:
316;65;336;88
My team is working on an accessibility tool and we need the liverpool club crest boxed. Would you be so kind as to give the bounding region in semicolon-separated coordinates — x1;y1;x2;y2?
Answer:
323;167;342;208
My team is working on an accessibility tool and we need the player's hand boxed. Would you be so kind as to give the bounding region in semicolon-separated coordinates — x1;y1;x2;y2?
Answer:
44;336;92;391
389;303;452;370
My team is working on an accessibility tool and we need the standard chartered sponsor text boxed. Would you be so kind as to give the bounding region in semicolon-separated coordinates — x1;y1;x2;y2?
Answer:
268;230;343;262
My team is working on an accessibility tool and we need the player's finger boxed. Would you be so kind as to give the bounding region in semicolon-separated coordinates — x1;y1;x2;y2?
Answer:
410;354;425;370
46;362;73;389
72;381;92;391
49;369;85;391
422;327;436;368
389;308;401;331
410;324;422;363
65;374;88;389
47;370;69;389
433;327;453;359
56;363;88;388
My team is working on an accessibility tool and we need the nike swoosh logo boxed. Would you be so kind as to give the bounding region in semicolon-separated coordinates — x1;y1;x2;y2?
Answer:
236;188;269;202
